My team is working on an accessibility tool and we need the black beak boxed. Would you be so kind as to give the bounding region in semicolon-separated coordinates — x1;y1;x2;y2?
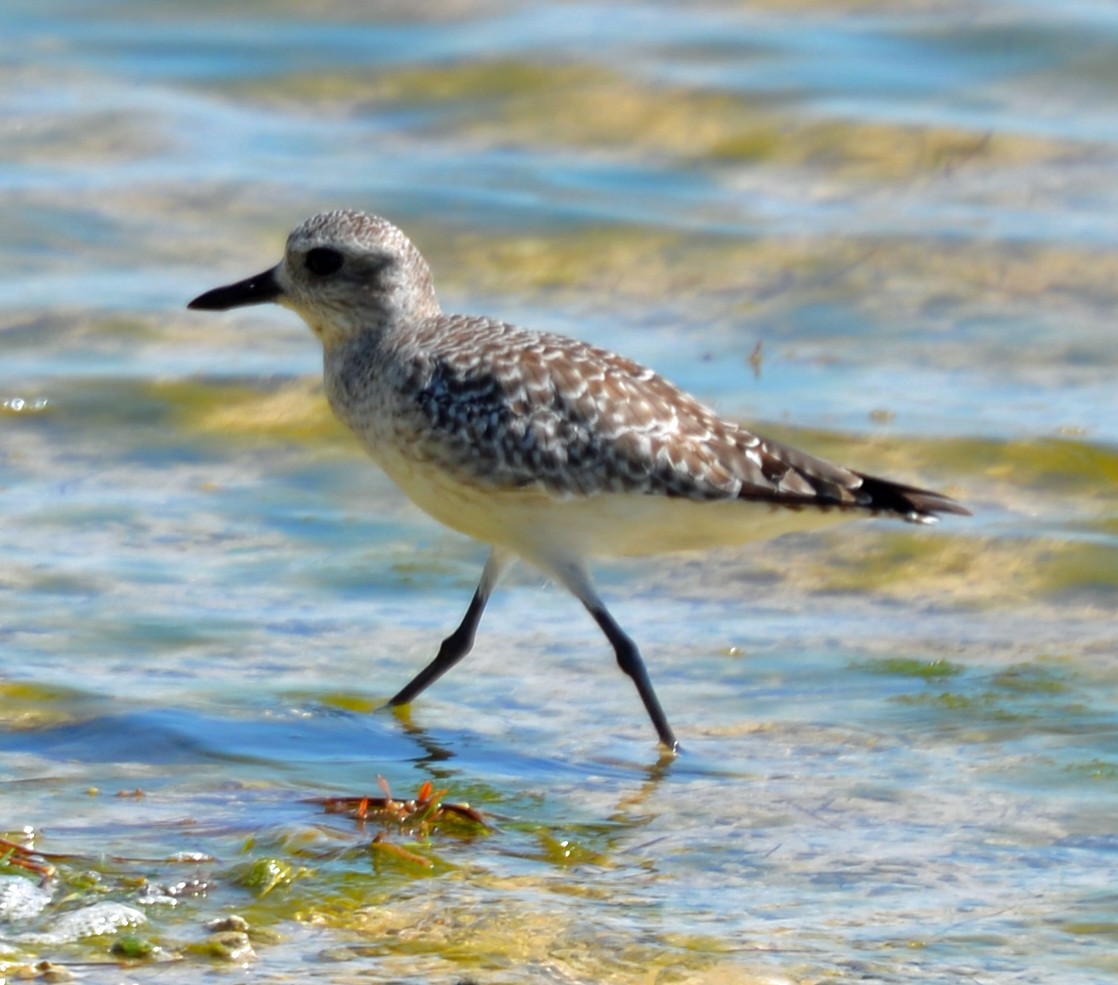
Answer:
188;267;283;311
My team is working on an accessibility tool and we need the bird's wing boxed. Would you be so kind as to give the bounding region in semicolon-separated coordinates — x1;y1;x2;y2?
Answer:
398;317;967;521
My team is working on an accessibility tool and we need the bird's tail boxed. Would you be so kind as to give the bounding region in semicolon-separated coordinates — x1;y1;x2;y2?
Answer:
852;472;971;524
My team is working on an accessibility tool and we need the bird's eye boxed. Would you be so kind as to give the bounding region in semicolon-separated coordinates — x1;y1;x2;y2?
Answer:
305;247;344;276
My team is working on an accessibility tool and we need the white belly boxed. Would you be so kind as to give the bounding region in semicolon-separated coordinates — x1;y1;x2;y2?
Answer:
369;441;849;565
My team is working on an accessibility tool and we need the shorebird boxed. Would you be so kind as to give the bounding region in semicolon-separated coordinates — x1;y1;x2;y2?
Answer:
189;210;968;751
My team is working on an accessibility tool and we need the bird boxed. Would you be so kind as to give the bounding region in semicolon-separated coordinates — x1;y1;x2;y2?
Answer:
188;209;968;752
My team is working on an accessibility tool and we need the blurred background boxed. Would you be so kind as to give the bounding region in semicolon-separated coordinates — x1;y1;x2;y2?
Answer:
1;1;1116;982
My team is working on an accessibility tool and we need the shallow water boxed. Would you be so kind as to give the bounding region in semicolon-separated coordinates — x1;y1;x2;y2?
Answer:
2;2;1117;983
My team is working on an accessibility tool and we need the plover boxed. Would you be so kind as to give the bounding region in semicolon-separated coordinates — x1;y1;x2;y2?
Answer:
189;210;968;752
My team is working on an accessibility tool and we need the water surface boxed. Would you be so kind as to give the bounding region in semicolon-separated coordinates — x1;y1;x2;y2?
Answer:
2;2;1116;982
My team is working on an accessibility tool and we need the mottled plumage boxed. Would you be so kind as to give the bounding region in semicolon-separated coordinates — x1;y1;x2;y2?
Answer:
189;209;968;751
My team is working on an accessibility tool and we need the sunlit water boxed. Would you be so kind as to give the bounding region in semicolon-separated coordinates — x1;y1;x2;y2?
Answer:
2;2;1116;983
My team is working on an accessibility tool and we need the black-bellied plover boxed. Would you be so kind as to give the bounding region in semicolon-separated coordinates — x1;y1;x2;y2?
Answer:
189;210;968;752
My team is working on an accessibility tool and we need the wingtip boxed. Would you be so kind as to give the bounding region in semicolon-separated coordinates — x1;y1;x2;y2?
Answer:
854;473;970;523
908;492;972;521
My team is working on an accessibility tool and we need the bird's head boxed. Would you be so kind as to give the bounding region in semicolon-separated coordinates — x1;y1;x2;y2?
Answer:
188;210;441;346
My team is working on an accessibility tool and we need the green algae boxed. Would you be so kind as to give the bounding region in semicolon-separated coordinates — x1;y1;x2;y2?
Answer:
990;664;1070;695
1039;540;1118;599
806;531;984;599
530;831;611;868
336;887;743;982
227;57;1064;183
0;681;90;732
892;659;1090;736
855;657;965;680
1064;759;1118;781
421;221;1118;327
1059;921;1118;938
185;930;255;961
775;436;1114;609
108;934;157;959
234;856;312;897
937;436;1118;499
145;378;347;446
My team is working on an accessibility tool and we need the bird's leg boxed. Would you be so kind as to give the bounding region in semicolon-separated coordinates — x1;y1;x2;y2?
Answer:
588;605;678;752
550;560;679;752
387;549;510;707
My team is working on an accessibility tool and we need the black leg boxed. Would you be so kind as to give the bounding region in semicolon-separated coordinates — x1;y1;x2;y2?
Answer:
546;558;678;752
588;604;678;752
387;550;509;708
